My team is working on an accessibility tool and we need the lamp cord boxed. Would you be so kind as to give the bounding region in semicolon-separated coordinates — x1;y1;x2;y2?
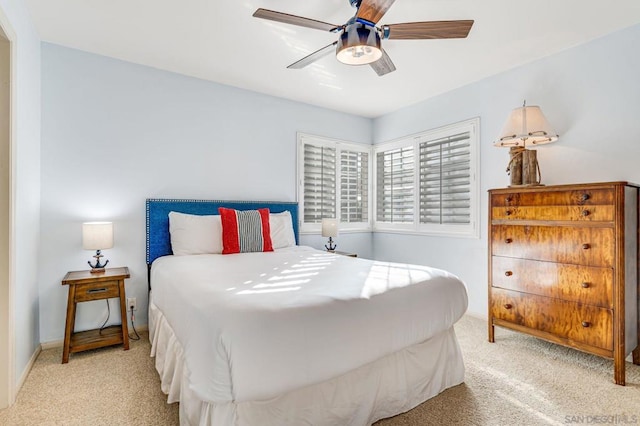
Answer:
129;309;141;341
99;299;141;341
99;299;111;335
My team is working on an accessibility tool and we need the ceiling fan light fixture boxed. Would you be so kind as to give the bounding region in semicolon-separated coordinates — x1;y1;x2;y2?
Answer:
336;22;382;65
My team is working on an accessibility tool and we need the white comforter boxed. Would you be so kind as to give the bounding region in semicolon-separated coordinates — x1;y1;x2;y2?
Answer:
150;246;468;404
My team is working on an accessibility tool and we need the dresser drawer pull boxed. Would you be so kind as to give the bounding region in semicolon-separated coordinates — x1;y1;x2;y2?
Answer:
504;271;513;277
505;238;513;244
506;196;513;203
582;243;590;250
581;193;590;202
581;209;590;217
86;288;108;294
581;282;590;288
505;210;513;216
581;321;591;328
503;303;513;310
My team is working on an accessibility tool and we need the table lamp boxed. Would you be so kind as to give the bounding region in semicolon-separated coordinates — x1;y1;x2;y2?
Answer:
321;218;338;251
82;221;113;273
494;101;559;186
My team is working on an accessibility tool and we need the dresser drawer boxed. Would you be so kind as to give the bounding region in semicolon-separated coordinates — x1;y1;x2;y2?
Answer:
491;189;614;207
74;280;120;302
491;288;613;351
491;256;613;308
491;189;614;221
491;205;614;221
490;288;528;326
491;225;614;268
529;296;613;351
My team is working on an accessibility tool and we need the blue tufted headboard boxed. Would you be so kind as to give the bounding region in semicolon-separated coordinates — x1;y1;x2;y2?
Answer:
146;198;299;289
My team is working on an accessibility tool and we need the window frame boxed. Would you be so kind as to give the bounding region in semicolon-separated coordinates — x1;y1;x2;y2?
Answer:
373;118;480;239
297;133;372;234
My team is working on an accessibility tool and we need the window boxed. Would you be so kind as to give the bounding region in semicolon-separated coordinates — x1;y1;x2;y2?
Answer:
298;133;371;233
373;118;479;238
376;145;414;224
301;143;336;223
340;149;369;223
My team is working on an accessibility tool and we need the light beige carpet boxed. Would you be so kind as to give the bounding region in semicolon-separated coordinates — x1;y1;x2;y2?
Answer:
1;315;639;425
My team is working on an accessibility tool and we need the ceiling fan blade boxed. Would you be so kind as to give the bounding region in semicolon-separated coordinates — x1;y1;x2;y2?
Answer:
384;20;474;40
288;42;338;69
253;8;340;32
369;49;396;76
356;0;397;25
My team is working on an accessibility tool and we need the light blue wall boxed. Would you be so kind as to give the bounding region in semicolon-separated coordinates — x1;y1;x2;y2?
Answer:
39;23;640;341
0;0;41;397
372;24;640;317
38;43;372;343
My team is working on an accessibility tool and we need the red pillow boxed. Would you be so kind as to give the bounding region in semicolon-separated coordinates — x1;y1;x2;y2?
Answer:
219;207;274;254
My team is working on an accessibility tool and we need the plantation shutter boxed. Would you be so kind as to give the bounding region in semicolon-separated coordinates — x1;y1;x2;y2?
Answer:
419;131;471;224
376;146;414;223
340;150;369;223
303;143;336;223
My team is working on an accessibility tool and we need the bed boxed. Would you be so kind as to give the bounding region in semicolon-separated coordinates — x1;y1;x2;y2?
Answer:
146;199;468;426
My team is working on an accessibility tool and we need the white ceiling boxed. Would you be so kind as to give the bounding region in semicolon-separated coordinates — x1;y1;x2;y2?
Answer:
25;0;640;118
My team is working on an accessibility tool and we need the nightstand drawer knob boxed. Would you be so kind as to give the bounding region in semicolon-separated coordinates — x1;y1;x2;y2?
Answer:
505;210;513;216
582;243;591;250
504;271;513;277
86;288;108;294
581;282;590;288
581;193;590;202
503;303;513;310
506;196;513;203
581;321;591;328
581;209;590;217
505;238;513;244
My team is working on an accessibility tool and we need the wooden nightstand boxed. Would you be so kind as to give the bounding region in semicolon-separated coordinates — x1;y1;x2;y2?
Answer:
61;267;130;363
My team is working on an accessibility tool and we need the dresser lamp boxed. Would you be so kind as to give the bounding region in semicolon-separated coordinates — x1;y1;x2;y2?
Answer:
82;221;113;273
494;101;559;186
321;218;338;252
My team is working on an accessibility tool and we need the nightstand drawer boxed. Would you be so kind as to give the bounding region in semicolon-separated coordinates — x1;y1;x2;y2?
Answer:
74;280;120;302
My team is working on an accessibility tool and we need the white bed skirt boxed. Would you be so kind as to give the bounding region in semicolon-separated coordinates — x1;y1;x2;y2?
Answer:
149;300;465;426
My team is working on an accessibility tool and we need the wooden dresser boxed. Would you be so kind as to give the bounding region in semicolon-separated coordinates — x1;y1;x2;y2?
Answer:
488;182;640;385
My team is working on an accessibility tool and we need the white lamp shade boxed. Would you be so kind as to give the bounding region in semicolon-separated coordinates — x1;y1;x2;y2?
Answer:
494;105;559;147
321;218;338;238
82;222;114;250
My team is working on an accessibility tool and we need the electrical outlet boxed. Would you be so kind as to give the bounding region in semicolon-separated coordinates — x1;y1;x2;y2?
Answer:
127;297;137;311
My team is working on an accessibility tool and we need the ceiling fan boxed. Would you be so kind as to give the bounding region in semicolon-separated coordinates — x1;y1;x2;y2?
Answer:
253;0;474;76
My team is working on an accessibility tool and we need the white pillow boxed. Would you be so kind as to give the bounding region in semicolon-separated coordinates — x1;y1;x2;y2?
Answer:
168;211;223;255
269;211;296;249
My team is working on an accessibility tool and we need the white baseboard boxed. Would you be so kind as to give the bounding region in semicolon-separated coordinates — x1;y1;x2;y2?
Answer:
40;340;63;350
15;345;41;395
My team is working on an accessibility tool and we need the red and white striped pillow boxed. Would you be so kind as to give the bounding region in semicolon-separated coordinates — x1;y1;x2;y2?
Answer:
219;207;273;254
